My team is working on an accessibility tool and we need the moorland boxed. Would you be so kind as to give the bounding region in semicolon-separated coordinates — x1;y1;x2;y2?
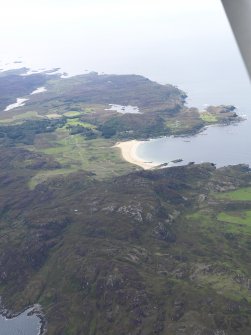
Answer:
0;68;250;335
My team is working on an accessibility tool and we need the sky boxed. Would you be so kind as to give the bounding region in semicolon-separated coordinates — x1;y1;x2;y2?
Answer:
0;0;249;107
0;0;234;69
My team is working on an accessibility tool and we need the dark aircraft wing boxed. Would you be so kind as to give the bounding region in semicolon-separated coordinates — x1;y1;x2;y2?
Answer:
221;0;251;79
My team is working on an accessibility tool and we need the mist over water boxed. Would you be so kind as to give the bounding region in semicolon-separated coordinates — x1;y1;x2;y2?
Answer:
0;1;251;332
1;1;251;169
1;0;249;109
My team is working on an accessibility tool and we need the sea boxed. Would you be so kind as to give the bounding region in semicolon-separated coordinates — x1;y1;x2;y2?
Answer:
0;1;250;333
0;307;42;335
1;1;250;169
136;77;251;168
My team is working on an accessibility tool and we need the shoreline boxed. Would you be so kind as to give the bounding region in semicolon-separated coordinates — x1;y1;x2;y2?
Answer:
114;140;158;170
0;300;46;335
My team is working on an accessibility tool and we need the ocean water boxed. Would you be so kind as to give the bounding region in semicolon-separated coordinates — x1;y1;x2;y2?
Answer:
1;1;250;168
0;1;250;332
136;69;251;167
136;63;251;167
137;120;251;168
0;307;42;335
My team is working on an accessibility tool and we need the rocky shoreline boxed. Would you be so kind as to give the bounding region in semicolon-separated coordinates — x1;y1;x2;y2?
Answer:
115;104;243;170
0;299;46;335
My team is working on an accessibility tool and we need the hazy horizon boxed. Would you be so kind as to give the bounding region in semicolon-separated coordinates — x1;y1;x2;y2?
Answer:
0;0;250;107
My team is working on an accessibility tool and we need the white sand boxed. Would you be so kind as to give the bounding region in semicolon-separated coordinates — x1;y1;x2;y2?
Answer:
114;140;157;170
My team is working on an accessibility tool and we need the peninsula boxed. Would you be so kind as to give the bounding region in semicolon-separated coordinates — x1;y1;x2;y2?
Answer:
0;67;250;335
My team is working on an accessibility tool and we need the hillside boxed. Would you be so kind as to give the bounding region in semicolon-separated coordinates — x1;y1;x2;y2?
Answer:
0;145;251;334
0;68;249;335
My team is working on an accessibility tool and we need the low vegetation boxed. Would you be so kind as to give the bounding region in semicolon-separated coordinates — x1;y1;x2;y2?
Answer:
215;186;251;201
200;112;218;123
0;68;248;335
218;210;251;226
1;155;251;334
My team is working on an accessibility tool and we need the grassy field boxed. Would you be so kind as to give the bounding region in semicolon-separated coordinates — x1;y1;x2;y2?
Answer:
215;187;251;201
217;210;251;227
186;208;251;302
164;109;205;135
0;111;42;124
28;129;137;188
213;188;251;235
188;206;251;236
200;112;218;123
45;113;62;119
28;167;77;189
64;119;97;129
165;120;180;129
63;111;82;117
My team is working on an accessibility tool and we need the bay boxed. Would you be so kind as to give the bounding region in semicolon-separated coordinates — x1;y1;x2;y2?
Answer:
136;74;251;168
135;38;251;168
0;307;42;335
0;2;251;331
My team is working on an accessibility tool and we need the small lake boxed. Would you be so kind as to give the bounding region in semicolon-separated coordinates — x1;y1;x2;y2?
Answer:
105;104;140;114
4;98;29;112
0;307;42;335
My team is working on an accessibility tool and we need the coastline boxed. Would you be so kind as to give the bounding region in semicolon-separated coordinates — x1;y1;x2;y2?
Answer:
0;299;46;335
114;140;158;170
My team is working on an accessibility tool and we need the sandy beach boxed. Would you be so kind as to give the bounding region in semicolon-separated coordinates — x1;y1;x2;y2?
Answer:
114;140;158;170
